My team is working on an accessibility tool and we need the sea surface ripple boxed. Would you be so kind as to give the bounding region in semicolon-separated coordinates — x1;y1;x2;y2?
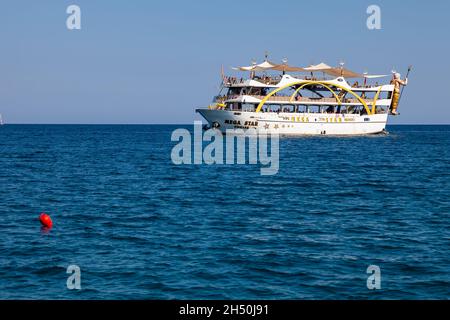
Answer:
0;125;448;299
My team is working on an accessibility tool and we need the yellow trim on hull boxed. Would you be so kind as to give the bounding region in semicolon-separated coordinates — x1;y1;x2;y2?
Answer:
372;87;383;114
289;82;342;105
255;80;372;115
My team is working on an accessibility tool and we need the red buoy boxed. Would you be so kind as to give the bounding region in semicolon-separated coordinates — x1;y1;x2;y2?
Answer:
39;213;53;228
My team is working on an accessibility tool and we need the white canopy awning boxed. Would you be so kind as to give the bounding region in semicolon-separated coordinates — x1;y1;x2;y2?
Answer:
232;60;386;79
363;74;389;79
233;60;306;72
232;60;277;71
303;62;332;71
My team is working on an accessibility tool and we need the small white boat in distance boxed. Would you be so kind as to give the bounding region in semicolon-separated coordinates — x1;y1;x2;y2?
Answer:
197;58;408;135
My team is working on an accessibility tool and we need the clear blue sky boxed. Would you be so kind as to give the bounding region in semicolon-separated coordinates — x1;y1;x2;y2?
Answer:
1;0;449;124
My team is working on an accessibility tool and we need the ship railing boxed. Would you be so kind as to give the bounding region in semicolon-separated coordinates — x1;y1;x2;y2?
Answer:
222;94;377;105
224;75;384;89
252;76;281;85
223;77;245;85
223;75;282;86
213;95;227;103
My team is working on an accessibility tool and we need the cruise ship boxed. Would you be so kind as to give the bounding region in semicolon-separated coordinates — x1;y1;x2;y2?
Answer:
197;58;409;135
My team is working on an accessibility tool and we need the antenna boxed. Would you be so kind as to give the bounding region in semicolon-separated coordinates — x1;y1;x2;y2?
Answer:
281;58;288;75
250;59;257;79
363;70;368;86
339;60;345;76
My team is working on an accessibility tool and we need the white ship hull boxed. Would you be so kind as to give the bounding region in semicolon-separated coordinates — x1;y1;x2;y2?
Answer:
197;109;388;135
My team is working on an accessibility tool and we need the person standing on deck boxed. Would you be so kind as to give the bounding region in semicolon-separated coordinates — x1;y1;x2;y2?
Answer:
390;73;408;115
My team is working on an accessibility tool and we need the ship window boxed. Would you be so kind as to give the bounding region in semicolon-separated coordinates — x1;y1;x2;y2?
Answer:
227;87;241;96
309;106;320;113
298;105;307;113
227;103;241;110
267;105;282;113
379;92;389;99
281;105;295;113
248;87;262;95
242;104;255;112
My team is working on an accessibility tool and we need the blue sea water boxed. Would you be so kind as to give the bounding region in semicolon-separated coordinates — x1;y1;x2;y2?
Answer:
0;124;448;299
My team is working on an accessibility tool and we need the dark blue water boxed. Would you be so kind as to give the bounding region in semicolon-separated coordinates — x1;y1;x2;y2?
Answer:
0;125;448;299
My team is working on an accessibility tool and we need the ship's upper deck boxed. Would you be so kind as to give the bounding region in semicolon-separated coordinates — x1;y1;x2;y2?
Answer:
211;59;397;115
223;74;393;92
224;60;391;91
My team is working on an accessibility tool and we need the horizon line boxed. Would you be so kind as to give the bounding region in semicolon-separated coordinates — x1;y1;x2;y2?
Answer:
2;123;450;126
